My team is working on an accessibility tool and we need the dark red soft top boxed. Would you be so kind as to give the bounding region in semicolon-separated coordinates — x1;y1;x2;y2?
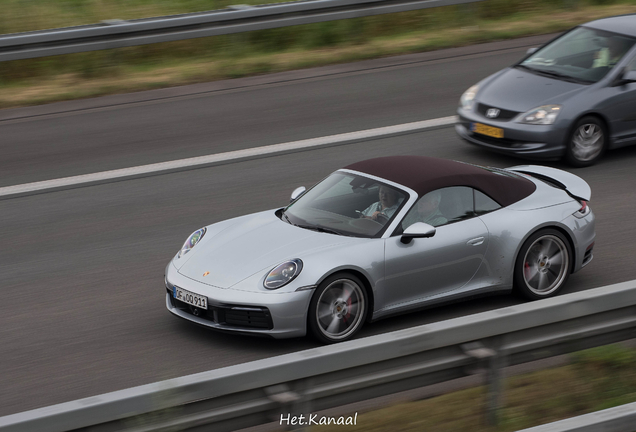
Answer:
344;156;535;206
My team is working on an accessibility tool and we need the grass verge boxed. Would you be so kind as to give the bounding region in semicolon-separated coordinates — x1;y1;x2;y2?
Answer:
0;1;635;109
309;344;636;432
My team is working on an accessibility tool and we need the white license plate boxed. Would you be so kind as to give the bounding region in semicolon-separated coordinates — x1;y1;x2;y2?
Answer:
173;286;208;310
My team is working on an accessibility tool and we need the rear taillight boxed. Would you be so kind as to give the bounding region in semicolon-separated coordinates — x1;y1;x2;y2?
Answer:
574;200;591;218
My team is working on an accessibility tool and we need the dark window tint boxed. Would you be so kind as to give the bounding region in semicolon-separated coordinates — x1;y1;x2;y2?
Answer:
474;190;501;215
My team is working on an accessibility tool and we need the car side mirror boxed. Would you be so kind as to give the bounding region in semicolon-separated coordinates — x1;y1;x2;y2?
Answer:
400;222;436;244
290;186;306;202
623;70;636;83
526;47;538;55
611;68;636;87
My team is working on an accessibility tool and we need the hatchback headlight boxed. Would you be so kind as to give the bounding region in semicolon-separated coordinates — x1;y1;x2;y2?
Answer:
264;259;303;290
178;228;206;258
459;85;479;110
518;105;561;125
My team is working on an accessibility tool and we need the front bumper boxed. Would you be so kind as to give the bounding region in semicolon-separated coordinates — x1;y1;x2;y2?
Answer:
165;261;313;339
456;109;568;160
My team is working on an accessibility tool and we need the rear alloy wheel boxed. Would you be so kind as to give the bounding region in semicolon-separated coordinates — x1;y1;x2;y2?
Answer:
565;116;606;167
514;229;572;300
309;273;367;344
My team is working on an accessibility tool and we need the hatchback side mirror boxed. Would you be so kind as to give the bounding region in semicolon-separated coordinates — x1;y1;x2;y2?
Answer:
400;222;436;244
290;186;306;202
611;68;636;87
623;70;636;83
526;47;538;55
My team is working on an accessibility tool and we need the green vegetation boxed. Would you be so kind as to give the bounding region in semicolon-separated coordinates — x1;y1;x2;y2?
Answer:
311;345;636;432
0;0;635;108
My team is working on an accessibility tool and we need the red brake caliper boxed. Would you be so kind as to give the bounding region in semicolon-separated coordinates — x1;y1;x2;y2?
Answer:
344;295;352;322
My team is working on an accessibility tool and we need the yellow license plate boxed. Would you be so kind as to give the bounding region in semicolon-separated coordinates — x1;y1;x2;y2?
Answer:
471;123;504;139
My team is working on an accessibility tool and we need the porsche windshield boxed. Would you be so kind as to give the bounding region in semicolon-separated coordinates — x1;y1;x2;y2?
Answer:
282;172;409;238
519;27;636;84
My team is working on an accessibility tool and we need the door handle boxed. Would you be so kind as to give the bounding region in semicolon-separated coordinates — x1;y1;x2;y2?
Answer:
467;237;485;246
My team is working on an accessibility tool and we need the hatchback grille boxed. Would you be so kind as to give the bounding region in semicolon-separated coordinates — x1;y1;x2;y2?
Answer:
477;104;520;121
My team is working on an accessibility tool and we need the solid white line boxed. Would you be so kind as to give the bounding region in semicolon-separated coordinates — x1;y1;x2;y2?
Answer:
0;116;456;198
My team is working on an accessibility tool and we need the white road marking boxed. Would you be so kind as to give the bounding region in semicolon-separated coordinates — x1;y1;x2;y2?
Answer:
0;116;456;198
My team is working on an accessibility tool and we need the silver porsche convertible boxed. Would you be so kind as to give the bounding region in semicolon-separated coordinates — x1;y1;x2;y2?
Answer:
165;156;595;343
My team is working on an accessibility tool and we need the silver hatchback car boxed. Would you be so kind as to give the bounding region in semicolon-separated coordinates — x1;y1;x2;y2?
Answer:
457;14;636;166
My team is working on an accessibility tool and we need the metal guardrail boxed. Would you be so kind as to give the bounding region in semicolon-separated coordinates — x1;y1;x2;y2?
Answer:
1;280;636;432
518;401;636;432
0;0;480;62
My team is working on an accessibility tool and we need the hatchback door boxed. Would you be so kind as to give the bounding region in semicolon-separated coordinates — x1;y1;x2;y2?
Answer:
603;56;636;147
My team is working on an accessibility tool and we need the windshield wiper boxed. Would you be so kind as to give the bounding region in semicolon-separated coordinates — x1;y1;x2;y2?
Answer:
516;64;589;84
515;64;535;72
533;69;589;84
294;224;349;236
282;211;293;225
283;211;350;236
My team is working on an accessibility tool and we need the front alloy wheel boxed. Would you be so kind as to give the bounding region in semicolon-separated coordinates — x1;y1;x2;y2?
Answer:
514;229;572;300
309;273;367;344
565;116;606;167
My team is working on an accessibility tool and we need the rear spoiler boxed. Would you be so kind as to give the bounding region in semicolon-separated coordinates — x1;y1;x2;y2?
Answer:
506;165;591;201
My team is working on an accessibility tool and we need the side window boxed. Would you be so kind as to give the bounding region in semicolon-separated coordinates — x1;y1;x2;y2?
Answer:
400;186;474;232
474;190;501;215
628;57;636;72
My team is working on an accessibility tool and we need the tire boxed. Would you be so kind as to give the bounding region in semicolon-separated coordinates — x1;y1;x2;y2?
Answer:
513;229;572;300
308;273;368;344
564;116;606;167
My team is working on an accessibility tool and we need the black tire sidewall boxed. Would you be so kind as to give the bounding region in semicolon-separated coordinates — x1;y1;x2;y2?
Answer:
565;116;606;167
308;272;368;344
513;228;573;300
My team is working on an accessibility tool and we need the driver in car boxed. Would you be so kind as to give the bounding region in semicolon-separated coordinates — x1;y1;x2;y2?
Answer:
360;186;400;223
593;37;632;68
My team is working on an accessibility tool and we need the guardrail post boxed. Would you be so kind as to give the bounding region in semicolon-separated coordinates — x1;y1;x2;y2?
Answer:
485;338;506;427
462;338;506;426
267;384;301;431
266;380;313;432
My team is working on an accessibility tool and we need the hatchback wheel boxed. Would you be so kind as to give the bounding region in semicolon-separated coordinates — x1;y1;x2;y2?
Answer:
514;229;572;300
308;273;367;344
565;116;606;167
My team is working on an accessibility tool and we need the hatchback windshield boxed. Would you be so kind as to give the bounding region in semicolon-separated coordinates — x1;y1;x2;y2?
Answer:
282;172;409;238
519;27;635;83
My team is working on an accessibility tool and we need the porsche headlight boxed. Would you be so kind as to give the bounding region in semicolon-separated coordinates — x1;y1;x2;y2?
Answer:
459;84;479;110
264;259;303;290
178;228;206;258
518;105;561;125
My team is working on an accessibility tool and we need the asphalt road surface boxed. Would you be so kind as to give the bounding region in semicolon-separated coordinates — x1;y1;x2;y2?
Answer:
2;33;636;417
